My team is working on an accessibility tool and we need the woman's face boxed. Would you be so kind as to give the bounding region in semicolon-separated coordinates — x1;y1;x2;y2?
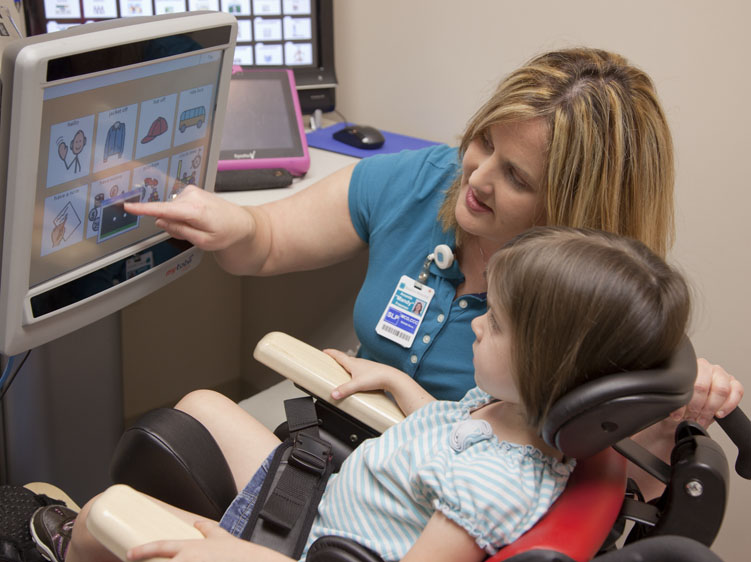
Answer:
455;118;548;248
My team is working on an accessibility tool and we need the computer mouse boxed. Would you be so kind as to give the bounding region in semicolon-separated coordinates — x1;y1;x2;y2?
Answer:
332;124;385;149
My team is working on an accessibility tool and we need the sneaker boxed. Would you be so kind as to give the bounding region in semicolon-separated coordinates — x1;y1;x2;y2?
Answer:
29;505;77;562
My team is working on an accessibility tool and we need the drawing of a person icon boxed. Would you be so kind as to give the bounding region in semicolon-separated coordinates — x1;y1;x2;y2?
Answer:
57;129;87;173
144;177;160;201
89;193;105;233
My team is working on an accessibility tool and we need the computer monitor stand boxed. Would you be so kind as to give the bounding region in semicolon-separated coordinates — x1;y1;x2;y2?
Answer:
0;312;123;504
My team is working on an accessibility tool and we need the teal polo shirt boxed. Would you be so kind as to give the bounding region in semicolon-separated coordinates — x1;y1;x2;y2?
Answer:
349;144;486;401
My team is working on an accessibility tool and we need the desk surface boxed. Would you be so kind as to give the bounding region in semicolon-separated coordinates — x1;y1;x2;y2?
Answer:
215;148;359;207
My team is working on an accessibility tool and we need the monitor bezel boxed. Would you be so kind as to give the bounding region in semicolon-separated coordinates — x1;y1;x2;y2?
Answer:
0;12;237;355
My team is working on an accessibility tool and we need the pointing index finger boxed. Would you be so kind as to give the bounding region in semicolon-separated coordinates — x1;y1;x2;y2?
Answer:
124;200;184;219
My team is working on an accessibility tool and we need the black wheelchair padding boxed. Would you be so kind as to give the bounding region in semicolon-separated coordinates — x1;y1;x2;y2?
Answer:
543;337;697;458
588;536;723;562
307;535;385;562
109;408;238;520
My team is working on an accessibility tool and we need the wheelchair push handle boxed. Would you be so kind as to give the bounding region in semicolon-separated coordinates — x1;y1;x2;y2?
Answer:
715;406;751;479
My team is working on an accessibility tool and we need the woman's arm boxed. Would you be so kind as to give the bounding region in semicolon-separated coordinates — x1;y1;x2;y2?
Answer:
629;358;743;499
401;511;485;562
124;163;366;276
324;349;436;416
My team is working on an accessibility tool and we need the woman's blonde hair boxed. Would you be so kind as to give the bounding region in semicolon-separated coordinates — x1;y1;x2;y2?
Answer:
487;227;690;432
439;48;675;257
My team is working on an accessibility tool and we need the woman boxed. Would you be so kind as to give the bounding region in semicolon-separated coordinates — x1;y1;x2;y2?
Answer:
124;48;741;488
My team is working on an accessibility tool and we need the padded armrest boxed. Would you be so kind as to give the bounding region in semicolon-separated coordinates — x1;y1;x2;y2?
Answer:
253;332;406;433
87;484;202;561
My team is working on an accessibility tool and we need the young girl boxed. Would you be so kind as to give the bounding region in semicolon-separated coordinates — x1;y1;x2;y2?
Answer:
36;227;691;562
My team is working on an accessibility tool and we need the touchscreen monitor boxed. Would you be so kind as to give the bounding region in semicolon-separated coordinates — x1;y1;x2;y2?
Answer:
0;12;237;355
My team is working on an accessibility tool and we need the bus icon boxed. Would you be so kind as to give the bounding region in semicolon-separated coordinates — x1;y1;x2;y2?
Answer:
179;106;205;133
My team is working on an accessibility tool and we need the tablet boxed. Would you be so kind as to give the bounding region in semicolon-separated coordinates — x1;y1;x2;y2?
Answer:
216;69;310;179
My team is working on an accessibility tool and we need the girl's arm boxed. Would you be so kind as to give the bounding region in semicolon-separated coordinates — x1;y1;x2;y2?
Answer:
129;515;485;562
401;511;486;562
127;521;295;562
325;349;436;416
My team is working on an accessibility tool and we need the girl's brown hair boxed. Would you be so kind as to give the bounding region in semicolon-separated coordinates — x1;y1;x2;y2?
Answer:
487;227;690;432
439;48;674;258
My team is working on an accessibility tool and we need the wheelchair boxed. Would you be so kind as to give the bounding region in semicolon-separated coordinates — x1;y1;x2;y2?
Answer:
108;332;751;562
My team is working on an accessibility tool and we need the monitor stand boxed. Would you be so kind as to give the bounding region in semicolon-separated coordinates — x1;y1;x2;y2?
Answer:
0;313;123;505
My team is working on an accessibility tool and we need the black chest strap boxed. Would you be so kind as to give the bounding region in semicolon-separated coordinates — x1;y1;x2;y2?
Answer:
240;397;335;558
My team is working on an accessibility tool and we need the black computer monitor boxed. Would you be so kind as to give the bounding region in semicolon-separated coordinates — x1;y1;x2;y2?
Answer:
0;12;237;355
21;0;336;114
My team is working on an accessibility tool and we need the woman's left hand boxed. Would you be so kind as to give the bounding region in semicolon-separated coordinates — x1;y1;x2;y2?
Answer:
628;359;743;499
672;358;744;428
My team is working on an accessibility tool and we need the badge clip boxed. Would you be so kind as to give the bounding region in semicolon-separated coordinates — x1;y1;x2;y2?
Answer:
417;244;454;284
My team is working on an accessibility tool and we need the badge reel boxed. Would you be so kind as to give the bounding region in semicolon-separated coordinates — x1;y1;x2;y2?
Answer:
376;245;454;348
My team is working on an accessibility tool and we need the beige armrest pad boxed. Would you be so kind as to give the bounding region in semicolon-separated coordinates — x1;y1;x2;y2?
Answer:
86;484;203;562
253;332;406;433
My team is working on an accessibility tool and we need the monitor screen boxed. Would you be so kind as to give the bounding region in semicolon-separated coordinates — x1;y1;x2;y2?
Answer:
0;12;237;355
22;0;336;113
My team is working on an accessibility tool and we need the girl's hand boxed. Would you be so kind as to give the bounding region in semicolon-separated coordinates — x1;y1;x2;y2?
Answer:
127;521;264;561
325;349;435;415
124;185;255;252
325;349;410;398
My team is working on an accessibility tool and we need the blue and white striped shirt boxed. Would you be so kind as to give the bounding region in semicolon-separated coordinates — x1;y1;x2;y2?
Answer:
301;387;575;561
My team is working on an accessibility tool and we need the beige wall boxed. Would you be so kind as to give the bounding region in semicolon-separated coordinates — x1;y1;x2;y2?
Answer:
331;0;750;559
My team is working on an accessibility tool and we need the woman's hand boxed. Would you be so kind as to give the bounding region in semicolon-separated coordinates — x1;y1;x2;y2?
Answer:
325;349;435;416
127;521;291;562
124;163;363;277
629;358;743;499
124;185;255;252
674;358;744;427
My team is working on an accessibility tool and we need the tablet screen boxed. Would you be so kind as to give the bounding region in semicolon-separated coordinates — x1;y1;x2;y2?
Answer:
217;69;309;176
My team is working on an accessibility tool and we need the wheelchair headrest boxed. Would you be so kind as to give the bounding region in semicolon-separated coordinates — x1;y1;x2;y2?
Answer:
542;337;697;458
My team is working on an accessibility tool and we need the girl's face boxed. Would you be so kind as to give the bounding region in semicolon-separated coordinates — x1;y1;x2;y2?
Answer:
455;118;548;248
471;305;519;403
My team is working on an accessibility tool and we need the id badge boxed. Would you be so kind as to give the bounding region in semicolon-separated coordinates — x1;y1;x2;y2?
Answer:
376;275;434;348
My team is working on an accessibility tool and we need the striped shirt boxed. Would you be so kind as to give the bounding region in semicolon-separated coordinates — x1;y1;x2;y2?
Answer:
301;387;575;561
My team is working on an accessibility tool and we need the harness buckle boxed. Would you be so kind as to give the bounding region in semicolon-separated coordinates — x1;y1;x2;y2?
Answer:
289;433;331;476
